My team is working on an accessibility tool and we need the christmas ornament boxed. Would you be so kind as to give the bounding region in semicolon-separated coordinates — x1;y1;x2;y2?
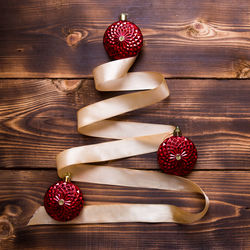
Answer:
103;13;143;60
44;173;84;221
157;126;197;176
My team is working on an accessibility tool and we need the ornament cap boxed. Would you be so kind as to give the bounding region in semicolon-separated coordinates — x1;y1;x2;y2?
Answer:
173;126;182;137
120;13;128;21
64;172;72;182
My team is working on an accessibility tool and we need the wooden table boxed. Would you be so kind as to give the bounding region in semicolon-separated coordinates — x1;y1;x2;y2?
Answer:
0;1;249;249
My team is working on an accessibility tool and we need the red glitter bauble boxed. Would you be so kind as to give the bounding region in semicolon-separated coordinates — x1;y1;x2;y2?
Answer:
157;135;197;176
44;180;84;221
103;19;143;60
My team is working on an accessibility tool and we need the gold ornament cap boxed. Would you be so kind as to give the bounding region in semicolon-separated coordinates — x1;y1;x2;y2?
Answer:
173;126;182;137
64;172;72;182
120;13;128;21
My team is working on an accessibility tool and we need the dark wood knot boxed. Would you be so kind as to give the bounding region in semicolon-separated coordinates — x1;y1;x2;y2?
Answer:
234;60;250;78
187;20;216;39
3;205;22;217
0;215;14;241
52;79;83;93
66;31;85;47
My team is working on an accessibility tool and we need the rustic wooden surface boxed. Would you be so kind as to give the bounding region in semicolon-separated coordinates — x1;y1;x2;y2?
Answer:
0;0;250;249
1;170;250;249
0;79;249;171
0;0;250;78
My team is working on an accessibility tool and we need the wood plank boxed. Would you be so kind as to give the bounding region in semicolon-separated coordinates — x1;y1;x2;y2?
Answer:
0;0;249;78
0;79;249;170
0;170;250;249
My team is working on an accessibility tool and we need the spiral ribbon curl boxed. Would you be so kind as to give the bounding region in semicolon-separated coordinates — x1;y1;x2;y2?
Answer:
29;56;209;225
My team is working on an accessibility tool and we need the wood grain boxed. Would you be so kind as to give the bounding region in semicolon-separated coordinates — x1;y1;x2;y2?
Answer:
0;1;250;248
0;0;249;78
0;79;249;171
0;170;250;249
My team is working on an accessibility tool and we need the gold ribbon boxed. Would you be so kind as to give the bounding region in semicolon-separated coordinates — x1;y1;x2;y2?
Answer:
28;56;209;225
